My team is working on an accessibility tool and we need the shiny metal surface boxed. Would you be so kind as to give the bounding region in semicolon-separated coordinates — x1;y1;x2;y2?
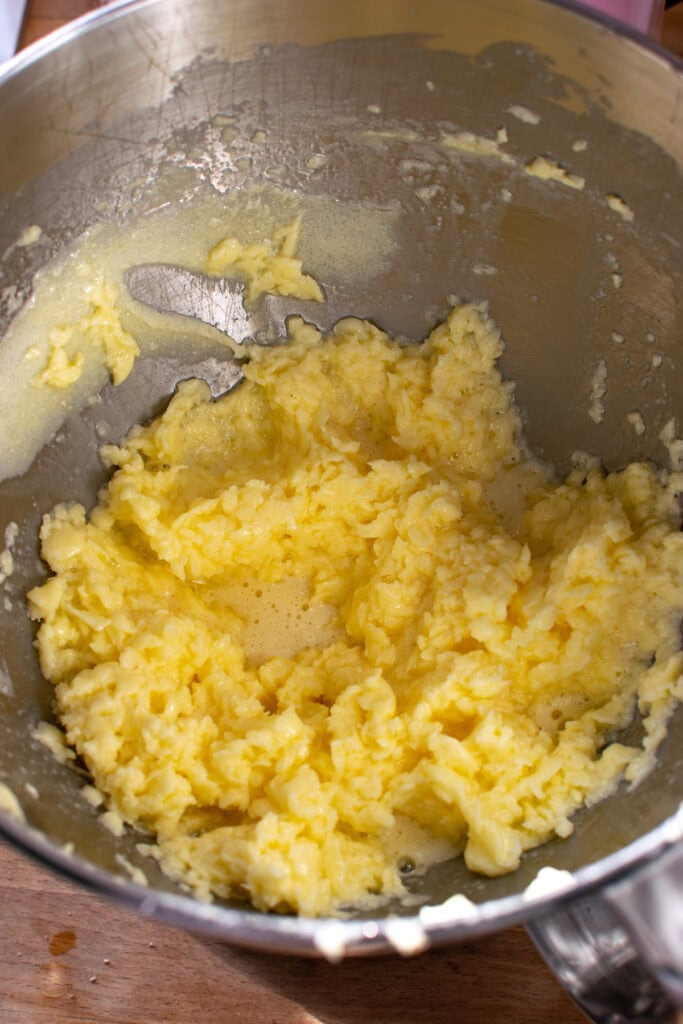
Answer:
528;892;678;1024
125;263;411;345
0;0;682;1015
606;843;683;1009
529;838;683;1020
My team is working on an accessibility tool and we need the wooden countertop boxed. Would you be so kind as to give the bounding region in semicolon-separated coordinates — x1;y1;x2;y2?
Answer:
3;4;682;1023
1;837;583;1024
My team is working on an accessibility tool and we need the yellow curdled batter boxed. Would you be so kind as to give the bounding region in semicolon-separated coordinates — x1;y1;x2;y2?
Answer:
34;279;139;390
207;215;324;304
27;237;683;917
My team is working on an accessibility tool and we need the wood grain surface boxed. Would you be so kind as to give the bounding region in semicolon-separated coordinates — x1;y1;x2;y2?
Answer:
0;836;583;1024
3;4;682;1023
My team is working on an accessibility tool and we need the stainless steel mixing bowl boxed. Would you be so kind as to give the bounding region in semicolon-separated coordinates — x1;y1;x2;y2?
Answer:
0;1;682;1020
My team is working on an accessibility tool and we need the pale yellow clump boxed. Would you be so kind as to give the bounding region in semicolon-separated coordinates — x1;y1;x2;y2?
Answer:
84;280;140;385
0;782;25;822
606;193;635;223
35;326;84;388
206;216;324;304
34;279;139;389
524;156;585;191
28;293;683;916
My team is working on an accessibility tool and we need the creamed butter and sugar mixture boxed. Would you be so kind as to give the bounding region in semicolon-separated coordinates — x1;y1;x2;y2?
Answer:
28;227;683;916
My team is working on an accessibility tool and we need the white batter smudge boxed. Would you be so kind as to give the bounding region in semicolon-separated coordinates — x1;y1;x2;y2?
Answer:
313;921;350;962
441;131;514;165
0;659;14;699
115;853;149;887
523;866;575;900
507;105;541;126
589;358;608;424
17;225;42;248
419;893;479;926
32;721;76;763
627;411;646;437
0;782;24;822
660;418;683;471
385;917;429;956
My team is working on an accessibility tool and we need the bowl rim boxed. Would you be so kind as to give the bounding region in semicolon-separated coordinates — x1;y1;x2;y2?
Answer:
0;0;682;954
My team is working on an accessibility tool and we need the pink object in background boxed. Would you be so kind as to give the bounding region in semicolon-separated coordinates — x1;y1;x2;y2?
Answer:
572;0;665;36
